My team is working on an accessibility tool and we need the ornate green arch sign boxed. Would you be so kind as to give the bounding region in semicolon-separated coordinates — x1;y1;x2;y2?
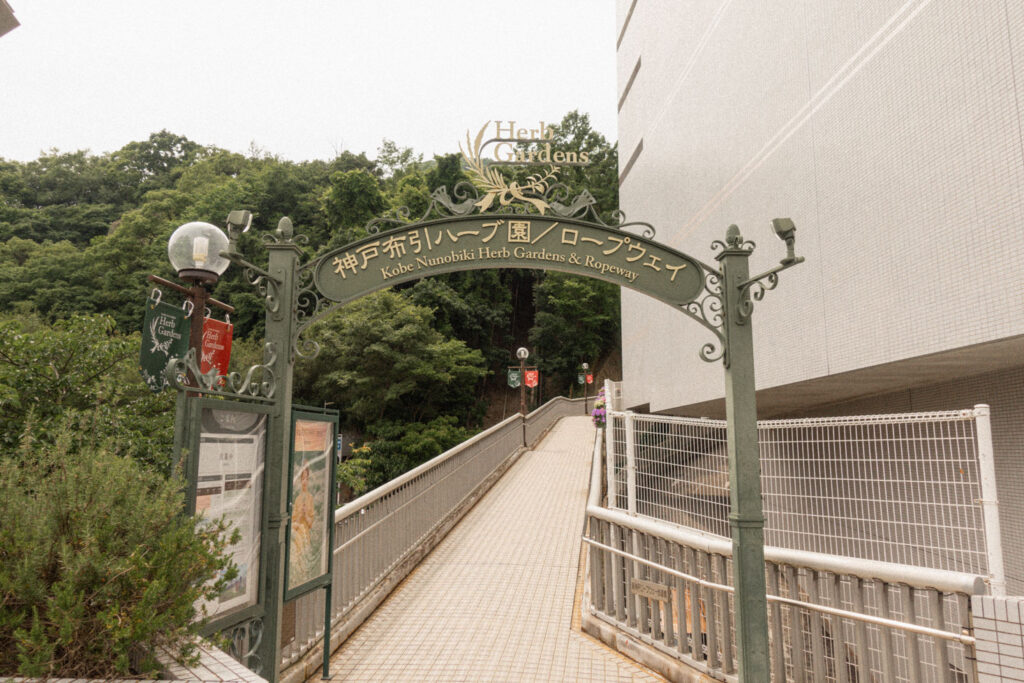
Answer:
164;169;805;681
312;215;704;308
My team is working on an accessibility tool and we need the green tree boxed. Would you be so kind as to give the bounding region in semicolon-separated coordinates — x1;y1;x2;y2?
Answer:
425;153;468;194
322;169;386;246
295;291;487;428
105;130;207;206
0;314;175;474
359;415;472;488
528;272;620;392
376;139;423;183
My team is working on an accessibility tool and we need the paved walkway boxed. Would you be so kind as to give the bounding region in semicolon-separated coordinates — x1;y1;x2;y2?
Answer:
325;416;662;682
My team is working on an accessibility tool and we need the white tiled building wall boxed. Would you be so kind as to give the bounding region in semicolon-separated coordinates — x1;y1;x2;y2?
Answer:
973;595;1024;682
615;0;1024;414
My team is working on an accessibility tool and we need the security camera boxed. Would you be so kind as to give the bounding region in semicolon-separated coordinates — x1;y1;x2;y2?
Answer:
771;217;795;242
771;218;802;266
226;210;253;234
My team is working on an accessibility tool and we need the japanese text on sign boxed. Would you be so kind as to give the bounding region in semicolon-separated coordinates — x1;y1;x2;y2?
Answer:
314;217;704;309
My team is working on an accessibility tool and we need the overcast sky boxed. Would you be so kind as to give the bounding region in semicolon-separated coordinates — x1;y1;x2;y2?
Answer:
0;1;617;163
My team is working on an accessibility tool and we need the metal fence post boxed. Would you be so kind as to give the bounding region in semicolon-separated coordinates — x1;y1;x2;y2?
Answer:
625;411;637;516
606;413;617;508
975;404;1006;596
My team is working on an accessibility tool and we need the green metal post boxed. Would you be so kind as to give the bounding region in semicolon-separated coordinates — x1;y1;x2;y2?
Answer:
254;219;302;682
716;225;770;681
172;390;191;475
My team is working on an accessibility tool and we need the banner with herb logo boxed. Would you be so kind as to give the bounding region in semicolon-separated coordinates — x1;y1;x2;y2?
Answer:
139;300;190;392
201;316;233;381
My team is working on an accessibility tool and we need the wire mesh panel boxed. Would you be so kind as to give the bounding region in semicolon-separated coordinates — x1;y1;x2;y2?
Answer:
610;409;991;576
631;414;730;537
607;412;628;511
761;412;986;575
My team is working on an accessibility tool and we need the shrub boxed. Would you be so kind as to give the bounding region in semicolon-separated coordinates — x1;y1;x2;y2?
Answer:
0;422;236;678
0;313;176;475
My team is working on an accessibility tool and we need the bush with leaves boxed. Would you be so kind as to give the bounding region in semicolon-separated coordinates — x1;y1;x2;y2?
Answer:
0;313;175;474
0;424;237;678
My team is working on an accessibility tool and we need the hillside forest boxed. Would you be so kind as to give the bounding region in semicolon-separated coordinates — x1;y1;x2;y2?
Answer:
0;111;621;494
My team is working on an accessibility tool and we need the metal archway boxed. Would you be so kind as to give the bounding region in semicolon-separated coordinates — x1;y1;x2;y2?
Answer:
169;181;804;682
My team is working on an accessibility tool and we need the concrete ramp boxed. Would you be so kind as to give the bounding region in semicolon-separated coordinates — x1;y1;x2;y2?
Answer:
325;416;662;681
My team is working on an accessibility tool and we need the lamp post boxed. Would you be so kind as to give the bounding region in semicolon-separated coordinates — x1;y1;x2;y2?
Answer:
581;362;590;414
151;221;236;389
516;347;528;446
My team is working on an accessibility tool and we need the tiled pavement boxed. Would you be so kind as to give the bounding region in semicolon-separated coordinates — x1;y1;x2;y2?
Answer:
325;416;663;682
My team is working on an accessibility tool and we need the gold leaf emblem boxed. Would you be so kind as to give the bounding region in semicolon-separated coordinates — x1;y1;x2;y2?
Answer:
459;122;559;215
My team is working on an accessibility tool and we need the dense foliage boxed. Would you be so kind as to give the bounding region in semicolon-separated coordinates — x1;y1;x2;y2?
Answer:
0;313;232;677
0;110;621;490
0;313;175;473
0;424;237;678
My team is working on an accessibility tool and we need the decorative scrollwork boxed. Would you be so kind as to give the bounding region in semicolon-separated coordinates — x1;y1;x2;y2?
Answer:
700;341;726;364
361;181;647;233
676;264;728;365
294;264;329;326
225;616;264;675
164;345;277;401
292;265;330;359
736;271;779;323
598;208;657;238
245;266;280;314
366;206;413;234
294;335;321;360
428;182;479;217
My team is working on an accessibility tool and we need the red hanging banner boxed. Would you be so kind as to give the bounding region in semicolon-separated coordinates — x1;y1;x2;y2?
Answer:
586;374;594;384
201;317;233;379
524;369;539;388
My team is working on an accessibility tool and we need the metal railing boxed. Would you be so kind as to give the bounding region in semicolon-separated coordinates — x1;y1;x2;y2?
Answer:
584;432;987;682
281;395;587;670
605;405;1005;592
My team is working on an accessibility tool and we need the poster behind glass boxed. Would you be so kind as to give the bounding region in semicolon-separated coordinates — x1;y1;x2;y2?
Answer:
286;418;332;594
194;407;267;619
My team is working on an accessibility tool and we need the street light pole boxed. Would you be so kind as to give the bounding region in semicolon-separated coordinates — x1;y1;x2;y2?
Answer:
581;362;590;414
516;347;528;446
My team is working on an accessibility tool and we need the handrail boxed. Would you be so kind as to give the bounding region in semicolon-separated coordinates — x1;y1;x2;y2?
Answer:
587;504;985;596
587;428;602;508
581;536;977;646
585;415;984;681
335;413;521;522
616;406;981;427
335;397;586;522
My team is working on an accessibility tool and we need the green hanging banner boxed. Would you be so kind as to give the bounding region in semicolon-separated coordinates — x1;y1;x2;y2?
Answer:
507;368;521;388
139;298;191;392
